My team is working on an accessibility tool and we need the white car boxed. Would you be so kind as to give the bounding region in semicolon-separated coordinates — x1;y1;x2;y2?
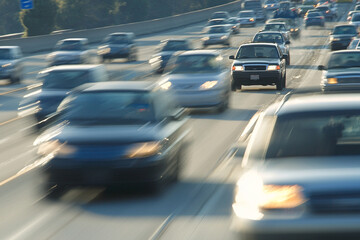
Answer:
0;46;24;84
238;10;257;26
350;13;360;28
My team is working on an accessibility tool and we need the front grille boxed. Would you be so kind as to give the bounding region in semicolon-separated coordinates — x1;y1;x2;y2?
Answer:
309;191;360;214
337;77;360;84
244;65;266;70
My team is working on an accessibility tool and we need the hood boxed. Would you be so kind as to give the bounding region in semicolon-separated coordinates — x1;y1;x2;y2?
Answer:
49;51;82;57
37;124;160;145
233;58;280;65
162;72;223;89
256;157;360;193
207;33;229;38
0;60;16;66
325;68;360;77
331;34;356;38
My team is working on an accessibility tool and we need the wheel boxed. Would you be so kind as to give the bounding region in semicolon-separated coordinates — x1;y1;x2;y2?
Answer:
282;73;286;89
216;94;229;113
276;77;283;90
231;81;241;91
286;55;290;65
10;75;18;84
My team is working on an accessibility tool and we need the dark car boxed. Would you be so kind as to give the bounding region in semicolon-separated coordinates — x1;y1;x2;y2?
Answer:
34;81;190;190
18;65;108;125
149;39;192;73
315;5;337;20
232;92;360;239
304;11;325;28
202;25;232;48
318;50;360;91
329;25;358;51
243;0;267;21
210;11;231;20
97;32;137;62
0;46;24;84
229;43;287;90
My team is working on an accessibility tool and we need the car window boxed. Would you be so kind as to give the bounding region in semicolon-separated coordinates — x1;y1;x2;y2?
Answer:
211;12;228;19
333;26;357;35
0;49;12;59
327;52;360;69
61;92;155;125
253;33;284;44
348;39;359;49
208;26;227;34
56;41;83;51
264;24;286;31
40;70;91;90
266;111;360;159
160;41;189;51
209;20;226;25
166;54;222;74
105;35;130;44
236;45;280;59
239;11;254;17
308;12;321;17
353;14;360;21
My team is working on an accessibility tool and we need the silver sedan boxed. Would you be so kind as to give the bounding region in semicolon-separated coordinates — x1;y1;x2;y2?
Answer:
159;50;231;112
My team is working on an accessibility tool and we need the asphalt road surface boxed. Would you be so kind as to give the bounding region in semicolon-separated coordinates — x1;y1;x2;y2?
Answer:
0;3;354;240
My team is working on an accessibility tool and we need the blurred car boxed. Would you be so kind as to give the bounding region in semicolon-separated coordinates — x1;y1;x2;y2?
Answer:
243;0;267;21
229;43;287;90
238;10;257;26
202;25;232;48
347;38;360;49
263;0;280;10
210;11;231;20
315;5;337;20
298;5;315;16
304;11;325;28
160;50;231;112
329;25;358;51
262;23;290;40
232;92;360;239
252;31;291;64
267;18;301;39
350;13;360;28
35;81;190;190
355;5;360;11
97;32;137;62
228;17;241;34
18;65;108;124
0;46;24;84
149;39;192;73
205;18;233;32
47;38;91;66
302;0;317;5
318;50;360;91
347;11;360;22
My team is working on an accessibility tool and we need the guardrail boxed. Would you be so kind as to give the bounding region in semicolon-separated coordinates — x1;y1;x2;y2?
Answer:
0;1;241;54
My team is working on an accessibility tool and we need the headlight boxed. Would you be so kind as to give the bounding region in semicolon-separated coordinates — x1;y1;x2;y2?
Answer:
2;63;12;68
160;81;172;90
37;140;77;157
249;18;255;22
327;77;338;84
126;141;161;158
232;172;307;220
97;47;111;55
202;37;210;41
221;35;228;40
232;65;244;71
267;65;280;70
200;81;218;90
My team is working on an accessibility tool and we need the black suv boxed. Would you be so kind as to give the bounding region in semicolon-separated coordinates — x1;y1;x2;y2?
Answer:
329;25;358;51
229;43;287;90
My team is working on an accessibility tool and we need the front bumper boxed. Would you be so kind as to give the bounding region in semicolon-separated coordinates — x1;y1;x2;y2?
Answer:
100;50;130;59
232;71;281;86
330;40;352;50
173;88;227;108
232;212;360;240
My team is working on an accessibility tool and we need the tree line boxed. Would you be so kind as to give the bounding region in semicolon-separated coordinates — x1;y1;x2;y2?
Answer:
0;0;235;37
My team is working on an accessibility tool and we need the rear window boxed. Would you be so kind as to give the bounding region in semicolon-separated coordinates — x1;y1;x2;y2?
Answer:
333;26;357;35
236;45;279;59
40;70;91;90
244;1;262;9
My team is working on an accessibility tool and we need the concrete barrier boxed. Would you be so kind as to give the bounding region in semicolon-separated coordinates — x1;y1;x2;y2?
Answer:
0;1;241;54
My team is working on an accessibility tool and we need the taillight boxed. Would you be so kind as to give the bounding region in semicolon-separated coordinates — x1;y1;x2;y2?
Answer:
326;10;330;13
320;16;324;19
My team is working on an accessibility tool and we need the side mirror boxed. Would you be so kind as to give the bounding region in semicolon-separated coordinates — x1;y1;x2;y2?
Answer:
229;55;235;60
318;65;326;70
286;40;291;44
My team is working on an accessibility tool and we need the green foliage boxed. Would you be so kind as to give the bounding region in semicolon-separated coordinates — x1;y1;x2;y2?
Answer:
0;0;22;35
20;0;57;36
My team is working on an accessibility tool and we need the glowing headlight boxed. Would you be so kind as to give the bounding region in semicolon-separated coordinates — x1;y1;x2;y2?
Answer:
260;185;306;209
37;140;77;157
200;81;218;90
249;18;255;22
221;35;228;40
97;47;111;55
160;81;172;90
327;77;338;84
2;63;12;68
232;65;244;71
202;37;210;41
267;65;280;70
126;141;161;158
331;37;341;41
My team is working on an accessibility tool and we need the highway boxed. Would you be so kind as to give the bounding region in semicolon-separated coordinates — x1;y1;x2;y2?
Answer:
0;3;353;239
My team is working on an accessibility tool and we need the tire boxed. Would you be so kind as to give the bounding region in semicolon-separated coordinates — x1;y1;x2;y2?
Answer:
216;94;229;113
231;81;241;91
282;73;286;89
276;77;283;90
10;75;18;84
286;55;290;65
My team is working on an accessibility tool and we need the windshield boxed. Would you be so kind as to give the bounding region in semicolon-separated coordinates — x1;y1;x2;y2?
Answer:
348;39;360;49
264;24;286;31
266;111;360;159
209;20;226;25
236;45;279;58
208;26;227;34
265;0;277;4
253;33;284;43
327;52;360;69
244;1;262;9
0;49;12;59
56;41;83;51
352;14;360;21
61;92;154;125
239;11;254;17
160;41;189;51
308;12;322;17
211;12;227;19
105;35;130;44
167;54;222;74
333;26;357;35
316;6;328;11
40;70;91;90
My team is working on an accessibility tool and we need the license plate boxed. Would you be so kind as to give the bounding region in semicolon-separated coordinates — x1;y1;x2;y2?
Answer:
250;75;259;80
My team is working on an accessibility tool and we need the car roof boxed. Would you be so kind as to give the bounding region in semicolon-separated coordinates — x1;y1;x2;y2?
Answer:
272;94;360;117
209;24;229;29
80;81;156;93
330;50;360;54
160;39;187;43
240;43;278;47
209;18;227;21
256;31;284;35
61;38;88;41
334;24;356;28
178;50;219;56
0;46;19;49
40;64;103;73
266;22;286;25
109;32;133;36
239;10;255;13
